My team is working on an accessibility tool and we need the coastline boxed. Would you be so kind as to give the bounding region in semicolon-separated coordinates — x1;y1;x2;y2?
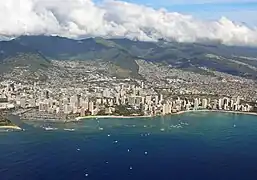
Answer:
173;109;257;116
75;115;153;121
14;110;257;123
76;110;257;120
0;126;22;130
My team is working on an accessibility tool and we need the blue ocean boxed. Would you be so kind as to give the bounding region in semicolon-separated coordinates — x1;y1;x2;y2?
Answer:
1;112;257;180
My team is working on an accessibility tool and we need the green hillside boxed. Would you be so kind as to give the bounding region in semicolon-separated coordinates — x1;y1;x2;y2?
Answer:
0;35;257;79
0;40;52;77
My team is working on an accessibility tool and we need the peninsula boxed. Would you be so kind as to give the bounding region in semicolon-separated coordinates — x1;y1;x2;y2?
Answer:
0;112;21;130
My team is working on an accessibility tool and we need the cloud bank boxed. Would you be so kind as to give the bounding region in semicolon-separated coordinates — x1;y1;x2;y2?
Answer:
159;0;257;4
1;0;257;46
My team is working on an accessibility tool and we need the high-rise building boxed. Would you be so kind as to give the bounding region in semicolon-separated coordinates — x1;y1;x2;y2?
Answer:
182;100;187;108
56;107;60;114
44;90;50;99
159;94;163;104
128;96;136;105
162;104;168;115
224;103;228;110
80;108;85;116
234;104;238;111
121;96;126;105
48;98;54;109
155;95;159;105
103;99;107;104
108;99;114;106
72;106;78;114
89;101;94;113
168;104;172;114
143;104;148;111
115;95;120;105
82;100;89;110
96;98;102;105
141;82;144;89
202;99;208;109
194;98;199;110
213;99;218;109
141;97;145;105
218;99;223;110
236;96;241;105
63;97;69;106
223;97;229;107
208;98;211;104
230;100;234;108
132;87;136;96
245;104;251;112
120;88;125;97
145;96;152;105
135;97;142;105
70;95;79;108
64;104;71;114
103;89;111;98
186;104;191;110
176;98;182;106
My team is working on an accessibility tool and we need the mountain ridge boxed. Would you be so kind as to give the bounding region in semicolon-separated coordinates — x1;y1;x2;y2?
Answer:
1;35;257;79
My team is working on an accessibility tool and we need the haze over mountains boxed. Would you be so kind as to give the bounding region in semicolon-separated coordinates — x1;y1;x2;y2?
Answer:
1;35;257;79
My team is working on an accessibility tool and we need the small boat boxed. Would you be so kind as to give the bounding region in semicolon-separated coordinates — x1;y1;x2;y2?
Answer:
44;127;58;131
64;128;75;131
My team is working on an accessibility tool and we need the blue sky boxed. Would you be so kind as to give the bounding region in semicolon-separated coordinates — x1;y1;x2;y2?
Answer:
113;0;257;26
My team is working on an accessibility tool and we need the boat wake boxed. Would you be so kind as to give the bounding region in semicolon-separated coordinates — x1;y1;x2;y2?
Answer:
43;127;58;131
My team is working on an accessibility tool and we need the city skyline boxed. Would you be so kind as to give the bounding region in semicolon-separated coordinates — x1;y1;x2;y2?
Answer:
1;59;256;125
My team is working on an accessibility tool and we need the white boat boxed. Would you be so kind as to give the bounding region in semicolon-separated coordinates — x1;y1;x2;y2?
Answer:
64;128;75;131
44;127;58;131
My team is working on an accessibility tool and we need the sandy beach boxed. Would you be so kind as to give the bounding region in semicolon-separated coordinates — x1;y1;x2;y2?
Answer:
76;115;153;121
172;109;257;116
0;126;22;130
76;110;257;120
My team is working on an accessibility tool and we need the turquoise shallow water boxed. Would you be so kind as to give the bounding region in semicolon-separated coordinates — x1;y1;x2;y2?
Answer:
1;112;257;180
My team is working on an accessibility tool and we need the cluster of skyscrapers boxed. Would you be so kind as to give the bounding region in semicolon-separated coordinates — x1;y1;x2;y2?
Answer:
0;81;254;120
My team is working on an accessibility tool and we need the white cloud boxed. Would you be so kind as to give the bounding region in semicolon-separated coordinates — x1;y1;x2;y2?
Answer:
0;0;257;46
159;0;257;4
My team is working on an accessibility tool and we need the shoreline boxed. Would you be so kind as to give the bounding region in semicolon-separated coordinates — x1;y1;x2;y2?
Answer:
77;110;257;120
76;110;257;120
17;110;257;122
173;109;257;116
76;115;153;121
0;126;22;130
